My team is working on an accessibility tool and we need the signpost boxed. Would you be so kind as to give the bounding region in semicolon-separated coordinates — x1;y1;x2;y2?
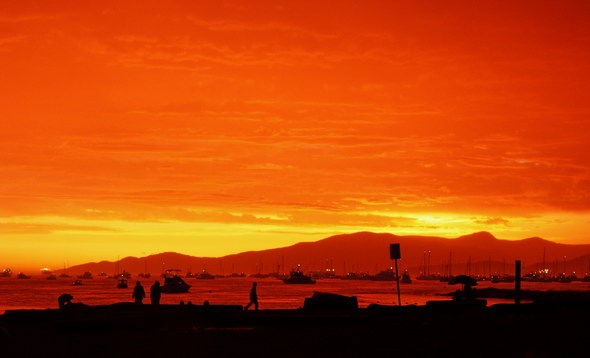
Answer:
389;243;401;306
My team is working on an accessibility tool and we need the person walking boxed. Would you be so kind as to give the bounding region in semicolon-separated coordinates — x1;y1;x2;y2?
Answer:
150;280;161;306
132;281;146;304
244;282;258;310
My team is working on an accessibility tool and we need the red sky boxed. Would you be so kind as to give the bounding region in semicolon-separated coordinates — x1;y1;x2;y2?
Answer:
1;0;590;271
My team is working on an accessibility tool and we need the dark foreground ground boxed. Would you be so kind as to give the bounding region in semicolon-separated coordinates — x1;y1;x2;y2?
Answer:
1;296;589;358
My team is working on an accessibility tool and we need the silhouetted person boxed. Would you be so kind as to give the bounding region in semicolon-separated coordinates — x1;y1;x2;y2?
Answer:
58;293;73;309
132;281;145;304
150;280;161;305
58;293;87;309
244;282;258;310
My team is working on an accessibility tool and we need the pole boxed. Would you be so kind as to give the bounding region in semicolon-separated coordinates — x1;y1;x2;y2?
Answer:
394;259;401;306
515;260;521;305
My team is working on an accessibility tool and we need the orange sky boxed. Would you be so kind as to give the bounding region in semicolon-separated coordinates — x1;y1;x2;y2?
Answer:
1;0;590;271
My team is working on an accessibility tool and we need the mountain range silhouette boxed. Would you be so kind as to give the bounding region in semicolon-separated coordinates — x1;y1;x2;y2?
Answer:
62;231;590;276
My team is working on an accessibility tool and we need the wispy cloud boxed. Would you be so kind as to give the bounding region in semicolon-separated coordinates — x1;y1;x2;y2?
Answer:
0;222;118;234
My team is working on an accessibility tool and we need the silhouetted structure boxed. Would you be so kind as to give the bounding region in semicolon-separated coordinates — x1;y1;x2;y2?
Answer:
132;281;145;304
57;294;73;309
303;292;358;311
150;281;161;305
244;282;258;310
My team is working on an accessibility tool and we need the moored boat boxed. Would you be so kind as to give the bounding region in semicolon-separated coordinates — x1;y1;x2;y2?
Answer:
117;277;128;288
160;269;191;293
370;268;395;281
77;272;93;279
401;270;412;284
196;270;215;280
283;265;316;284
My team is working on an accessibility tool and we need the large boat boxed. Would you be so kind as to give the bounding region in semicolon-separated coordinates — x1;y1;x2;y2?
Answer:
370;268;395;281
160;269;191;293
16;272;32;279
283;265;316;284
0;268;12;277
46;274;57;280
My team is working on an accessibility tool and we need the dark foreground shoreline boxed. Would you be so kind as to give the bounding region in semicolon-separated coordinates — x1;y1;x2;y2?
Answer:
1;293;589;358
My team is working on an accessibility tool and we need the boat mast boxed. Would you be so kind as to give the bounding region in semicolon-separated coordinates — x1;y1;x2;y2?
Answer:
542;247;546;274
449;252;452;277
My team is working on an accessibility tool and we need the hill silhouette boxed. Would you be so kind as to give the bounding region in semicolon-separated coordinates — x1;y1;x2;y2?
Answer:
61;231;590;277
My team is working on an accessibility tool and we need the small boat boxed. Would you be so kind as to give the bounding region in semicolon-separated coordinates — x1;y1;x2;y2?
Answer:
196;270;215;280
283;265;316;284
77;272;93;279
72;280;83;286
401;270;412;284
226;272;246;278
160;269;191;293
16;272;32;279
59;273;71;278
340;272;370;280
46;274;57;280
0;268;12;277
40;268;52;275
116;278;128;288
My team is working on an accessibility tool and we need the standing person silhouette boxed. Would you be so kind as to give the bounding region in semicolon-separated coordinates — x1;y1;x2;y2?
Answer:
244;282;258;310
150;280;161;306
132;281;145;304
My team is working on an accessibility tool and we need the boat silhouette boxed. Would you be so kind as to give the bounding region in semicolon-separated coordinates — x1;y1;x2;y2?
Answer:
401;270;412;284
369;267;395;281
77;272;93;279
116;277;128;288
196;270;215;279
161;269;191;293
283;265;316;284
